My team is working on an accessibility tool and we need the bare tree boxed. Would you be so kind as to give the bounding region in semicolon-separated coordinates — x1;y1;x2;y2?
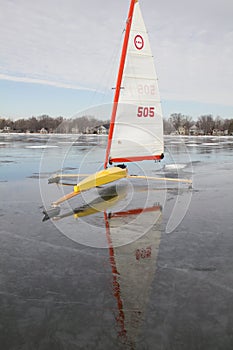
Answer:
197;115;215;135
183;116;194;134
163;119;174;134
214;116;223;131
169;113;183;131
168;113;193;134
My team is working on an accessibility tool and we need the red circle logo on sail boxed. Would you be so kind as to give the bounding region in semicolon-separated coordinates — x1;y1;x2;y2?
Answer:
134;35;144;50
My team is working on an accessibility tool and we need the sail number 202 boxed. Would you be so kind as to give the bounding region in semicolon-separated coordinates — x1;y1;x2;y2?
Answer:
137;106;155;117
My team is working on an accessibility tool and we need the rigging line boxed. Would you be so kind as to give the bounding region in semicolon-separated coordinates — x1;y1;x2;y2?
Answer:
101;29;126;102
90;29;126;108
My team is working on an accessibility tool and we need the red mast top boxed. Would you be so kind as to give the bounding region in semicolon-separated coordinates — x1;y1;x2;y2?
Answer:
104;0;137;169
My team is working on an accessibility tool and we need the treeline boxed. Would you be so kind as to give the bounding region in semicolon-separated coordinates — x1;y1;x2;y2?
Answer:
0;115;108;134
164;113;233;135
0;115;63;133
1;113;233;135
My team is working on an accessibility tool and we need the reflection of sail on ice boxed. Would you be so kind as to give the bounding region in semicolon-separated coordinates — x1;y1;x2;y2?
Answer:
105;206;162;347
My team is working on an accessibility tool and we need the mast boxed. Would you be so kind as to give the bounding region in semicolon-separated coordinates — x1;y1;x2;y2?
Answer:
104;0;137;169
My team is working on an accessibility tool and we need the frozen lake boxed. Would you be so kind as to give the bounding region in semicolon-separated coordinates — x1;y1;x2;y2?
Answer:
0;133;233;349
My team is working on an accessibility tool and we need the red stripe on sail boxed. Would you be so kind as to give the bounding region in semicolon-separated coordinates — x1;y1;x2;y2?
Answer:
110;154;163;163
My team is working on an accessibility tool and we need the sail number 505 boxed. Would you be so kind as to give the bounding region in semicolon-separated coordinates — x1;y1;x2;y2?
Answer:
137;106;155;117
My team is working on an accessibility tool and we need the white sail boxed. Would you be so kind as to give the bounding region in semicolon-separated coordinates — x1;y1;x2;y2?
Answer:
109;1;164;164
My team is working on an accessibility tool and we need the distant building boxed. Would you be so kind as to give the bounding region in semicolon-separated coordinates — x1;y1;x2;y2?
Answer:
212;129;224;136
178;126;185;135
3;126;11;132
40;128;48;134
96;125;107;134
85;126;92;134
90;125;108;134
71;127;79;134
189;125;198;136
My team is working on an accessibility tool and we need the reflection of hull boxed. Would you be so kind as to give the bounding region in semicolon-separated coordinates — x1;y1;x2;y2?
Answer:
106;206;162;346
45;184;128;221
73;184;127;219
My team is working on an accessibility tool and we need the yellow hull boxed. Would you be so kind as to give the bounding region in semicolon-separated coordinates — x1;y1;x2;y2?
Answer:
73;167;127;193
53;167;127;206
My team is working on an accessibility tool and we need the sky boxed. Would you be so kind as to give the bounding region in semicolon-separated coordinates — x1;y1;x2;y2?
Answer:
0;0;233;120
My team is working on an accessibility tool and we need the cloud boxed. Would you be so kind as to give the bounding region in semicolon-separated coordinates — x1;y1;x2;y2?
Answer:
0;0;125;90
0;73;98;91
0;0;233;107
147;0;233;105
